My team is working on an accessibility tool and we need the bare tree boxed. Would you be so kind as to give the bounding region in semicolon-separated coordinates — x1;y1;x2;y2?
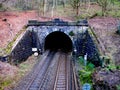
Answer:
97;0;112;16
51;0;55;17
43;0;47;16
70;0;80;16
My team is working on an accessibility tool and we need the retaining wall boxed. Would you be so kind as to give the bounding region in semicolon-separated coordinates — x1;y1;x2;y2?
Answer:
9;30;32;64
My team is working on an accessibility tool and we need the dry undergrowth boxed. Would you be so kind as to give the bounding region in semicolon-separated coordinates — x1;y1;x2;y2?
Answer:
0;55;37;90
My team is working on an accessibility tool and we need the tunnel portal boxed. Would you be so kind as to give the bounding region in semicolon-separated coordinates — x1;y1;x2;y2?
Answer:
44;31;73;53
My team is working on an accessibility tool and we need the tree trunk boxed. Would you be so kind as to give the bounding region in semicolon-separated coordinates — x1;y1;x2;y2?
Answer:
76;6;79;16
51;0;55;17
43;0;47;16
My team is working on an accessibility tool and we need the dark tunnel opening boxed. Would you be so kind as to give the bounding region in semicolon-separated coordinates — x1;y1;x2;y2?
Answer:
44;31;73;53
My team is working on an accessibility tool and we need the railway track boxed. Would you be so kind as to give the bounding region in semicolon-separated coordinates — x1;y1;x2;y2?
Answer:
54;54;68;90
13;51;78;90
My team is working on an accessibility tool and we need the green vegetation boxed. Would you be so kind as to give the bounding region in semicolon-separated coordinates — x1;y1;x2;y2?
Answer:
78;56;95;87
0;77;13;90
69;31;75;36
105;63;117;71
4;40;15;54
116;85;120;90
18;60;34;76
77;55;119;90
116;65;120;70
101;55;119;71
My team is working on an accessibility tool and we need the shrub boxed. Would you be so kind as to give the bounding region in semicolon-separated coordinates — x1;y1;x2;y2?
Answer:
116;85;120;90
78;56;95;85
69;31;75;36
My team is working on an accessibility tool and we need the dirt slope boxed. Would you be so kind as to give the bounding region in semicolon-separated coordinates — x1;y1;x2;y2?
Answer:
0;11;38;48
89;17;120;65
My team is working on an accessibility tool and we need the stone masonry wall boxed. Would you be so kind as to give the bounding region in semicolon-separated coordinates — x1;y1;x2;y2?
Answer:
9;30;32;64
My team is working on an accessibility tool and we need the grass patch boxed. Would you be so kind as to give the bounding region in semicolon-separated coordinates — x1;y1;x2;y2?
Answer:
0;77;13;90
101;55;118;71
18;61;34;76
16;55;37;78
105;63;117;71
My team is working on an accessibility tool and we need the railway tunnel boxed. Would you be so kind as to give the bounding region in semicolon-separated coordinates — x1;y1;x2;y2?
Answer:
44;31;73;53
10;19;101;66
